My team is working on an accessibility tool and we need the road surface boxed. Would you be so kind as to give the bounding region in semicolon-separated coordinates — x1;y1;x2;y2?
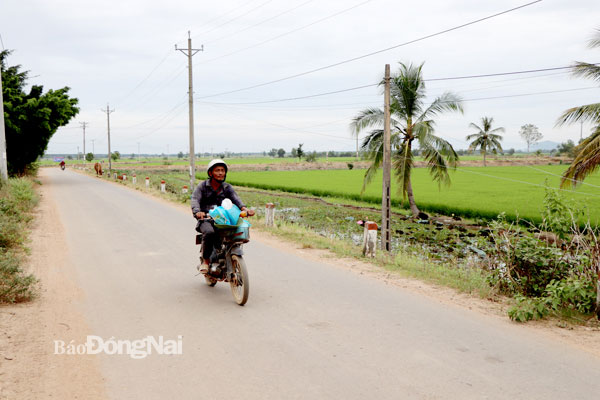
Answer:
42;168;600;399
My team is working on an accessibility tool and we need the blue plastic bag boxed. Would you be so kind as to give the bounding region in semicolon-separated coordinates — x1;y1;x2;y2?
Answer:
209;204;242;226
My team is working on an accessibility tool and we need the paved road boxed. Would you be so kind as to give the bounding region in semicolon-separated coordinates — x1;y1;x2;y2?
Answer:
47;168;599;399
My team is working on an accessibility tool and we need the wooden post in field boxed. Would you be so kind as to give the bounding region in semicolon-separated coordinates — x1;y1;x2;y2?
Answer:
381;64;392;251
265;203;275;227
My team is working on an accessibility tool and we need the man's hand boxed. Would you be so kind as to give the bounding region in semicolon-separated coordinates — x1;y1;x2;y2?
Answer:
195;211;206;219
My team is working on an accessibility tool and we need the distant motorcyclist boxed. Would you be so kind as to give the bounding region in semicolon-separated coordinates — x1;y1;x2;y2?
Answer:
59;160;66;170
191;159;254;269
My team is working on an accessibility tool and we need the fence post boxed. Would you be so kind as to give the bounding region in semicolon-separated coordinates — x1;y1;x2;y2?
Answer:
113;172;117;180
265;203;275;227
160;180;166;193
132;174;137;184
182;185;188;194
123;173;127;181
145;177;150;187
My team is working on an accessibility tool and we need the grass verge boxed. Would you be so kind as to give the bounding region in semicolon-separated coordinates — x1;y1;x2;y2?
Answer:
0;178;39;303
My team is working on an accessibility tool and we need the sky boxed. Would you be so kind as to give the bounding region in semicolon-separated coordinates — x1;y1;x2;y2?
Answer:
1;0;599;156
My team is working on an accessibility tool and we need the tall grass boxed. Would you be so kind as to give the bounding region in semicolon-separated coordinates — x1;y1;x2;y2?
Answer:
0;178;38;303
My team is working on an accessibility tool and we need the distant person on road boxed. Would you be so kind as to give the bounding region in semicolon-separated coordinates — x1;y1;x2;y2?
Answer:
59;160;65;170
191;159;254;269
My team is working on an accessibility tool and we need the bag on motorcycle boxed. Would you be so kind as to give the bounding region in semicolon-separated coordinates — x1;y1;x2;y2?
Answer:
209;204;242;226
209;206;230;225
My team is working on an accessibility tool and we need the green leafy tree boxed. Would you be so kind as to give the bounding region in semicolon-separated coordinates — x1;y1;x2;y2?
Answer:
277;148;285;158
177;151;184;159
557;28;600;187
296;143;304;161
1;50;79;175
556;140;576;157
350;62;463;217
111;151;120;161
85;152;94;162
466;116;504;167
291;148;297;158
268;148;278;157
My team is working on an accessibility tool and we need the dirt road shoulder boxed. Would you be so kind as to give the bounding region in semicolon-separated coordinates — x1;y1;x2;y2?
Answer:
0;169;107;399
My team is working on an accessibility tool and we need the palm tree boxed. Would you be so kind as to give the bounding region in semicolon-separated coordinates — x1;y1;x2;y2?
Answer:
466;117;504;167
557;28;600;188
350;62;463;217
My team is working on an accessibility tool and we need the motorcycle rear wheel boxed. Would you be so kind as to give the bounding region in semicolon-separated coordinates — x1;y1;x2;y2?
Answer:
230;255;249;306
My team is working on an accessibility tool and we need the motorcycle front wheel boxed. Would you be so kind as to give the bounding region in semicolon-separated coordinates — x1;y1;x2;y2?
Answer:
230;255;249;306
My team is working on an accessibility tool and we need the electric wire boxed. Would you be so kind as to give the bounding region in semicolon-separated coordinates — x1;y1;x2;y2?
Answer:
198;0;375;65
204;0;315;45
194;0;275;39
197;0;543;99
525;165;600;189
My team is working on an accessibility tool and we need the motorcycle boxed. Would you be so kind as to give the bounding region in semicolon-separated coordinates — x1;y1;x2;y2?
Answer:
60;163;66;170
195;211;253;305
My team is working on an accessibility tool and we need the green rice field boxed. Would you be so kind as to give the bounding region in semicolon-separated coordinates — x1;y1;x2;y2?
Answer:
227;165;600;225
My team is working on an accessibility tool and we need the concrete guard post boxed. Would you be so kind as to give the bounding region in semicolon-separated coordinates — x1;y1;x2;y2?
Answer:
132;174;137;184
113;173;117;180
160;180;166;193
362;221;378;258
123;173;127;181
182;185;188;194
265;203;275;227
145;177;150;187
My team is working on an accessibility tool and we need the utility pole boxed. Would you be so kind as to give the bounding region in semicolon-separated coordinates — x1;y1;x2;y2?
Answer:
176;31;203;190
91;139;95;157
77;146;80;160
0;69;8;182
80;121;88;160
381;64;392;252
101;104;114;175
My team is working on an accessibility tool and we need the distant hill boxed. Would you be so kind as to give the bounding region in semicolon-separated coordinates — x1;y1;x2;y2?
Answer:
530;141;560;151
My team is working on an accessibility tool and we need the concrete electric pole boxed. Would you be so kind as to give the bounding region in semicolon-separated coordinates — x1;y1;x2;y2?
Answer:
176;31;203;190
381;64;392;252
80;121;88;161
102;104;115;175
0;69;8;182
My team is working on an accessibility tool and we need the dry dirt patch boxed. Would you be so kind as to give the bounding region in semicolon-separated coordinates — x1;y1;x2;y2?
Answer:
0;170;107;399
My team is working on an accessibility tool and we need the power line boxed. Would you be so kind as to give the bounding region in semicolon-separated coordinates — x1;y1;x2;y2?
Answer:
194;0;275;39
199;0;374;66
197;82;596;107
526;165;600;189
204;0;315;45
115;50;174;106
197;0;543;99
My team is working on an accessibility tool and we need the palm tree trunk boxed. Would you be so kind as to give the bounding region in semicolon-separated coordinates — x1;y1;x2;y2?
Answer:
483;150;486;167
406;179;420;217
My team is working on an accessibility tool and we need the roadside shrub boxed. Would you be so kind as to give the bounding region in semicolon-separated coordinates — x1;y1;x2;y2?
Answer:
0;252;37;303
347;163;354;170
0;178;38;303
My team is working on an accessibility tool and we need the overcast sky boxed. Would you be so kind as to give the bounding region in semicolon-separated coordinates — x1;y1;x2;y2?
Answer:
1;0;599;155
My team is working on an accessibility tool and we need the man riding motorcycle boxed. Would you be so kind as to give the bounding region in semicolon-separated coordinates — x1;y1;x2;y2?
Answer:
191;159;254;270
